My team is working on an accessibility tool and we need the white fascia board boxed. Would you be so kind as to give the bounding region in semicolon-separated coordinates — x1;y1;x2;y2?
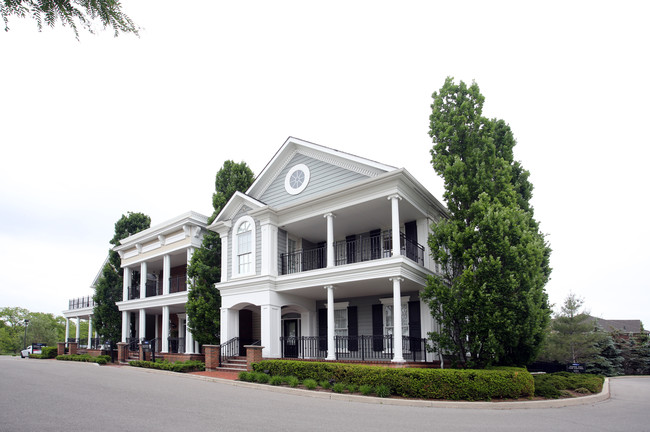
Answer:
62;307;94;319
116;291;188;311
209;192;267;228
90;255;110;288
247;137;397;199
115;211;209;252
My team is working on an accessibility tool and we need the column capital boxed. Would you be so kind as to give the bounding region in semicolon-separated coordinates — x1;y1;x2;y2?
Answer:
387;194;402;201
323;285;336;290
323;212;336;219
388;277;404;282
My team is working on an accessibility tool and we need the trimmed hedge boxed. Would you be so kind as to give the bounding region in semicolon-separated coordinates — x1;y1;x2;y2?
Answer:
533;372;604;398
252;360;534;401
129;359;205;373
56;354;111;365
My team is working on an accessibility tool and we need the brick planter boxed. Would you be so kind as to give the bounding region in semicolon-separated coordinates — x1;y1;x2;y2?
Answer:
245;345;264;372
204;345;220;371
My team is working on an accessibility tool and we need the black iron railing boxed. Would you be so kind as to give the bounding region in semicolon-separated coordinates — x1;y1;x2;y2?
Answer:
68;295;95;310
169;275;187;293
128;283;140;300
126;337;139;352
219;337;239;366
279;335;428;361
90;338;102;349
400;233;424;266
145;280;161;297
334;231;392;265
167;337;185;353
280;247;326;275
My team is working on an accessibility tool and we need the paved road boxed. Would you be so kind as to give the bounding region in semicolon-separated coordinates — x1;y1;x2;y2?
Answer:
1;356;649;432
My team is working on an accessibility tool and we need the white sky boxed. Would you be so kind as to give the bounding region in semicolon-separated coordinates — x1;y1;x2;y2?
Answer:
1;1;648;327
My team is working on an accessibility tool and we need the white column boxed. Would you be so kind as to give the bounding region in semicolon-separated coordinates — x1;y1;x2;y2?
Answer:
260;221;278;276
185;318;194;354
75;317;80;341
389;195;402;257
220;234;229;282
186;247;195;289
220;308;239;343
390;277;405;363
65;318;70;342
417;218;431;269
162;254;171;295
139;309;146;341
162;306;170;352
324;213;335;268
260;305;281;358
121;311;129;343
325;285;336;360
123;267;131;301
177;313;186;353
140;262;147;299
87;317;93;348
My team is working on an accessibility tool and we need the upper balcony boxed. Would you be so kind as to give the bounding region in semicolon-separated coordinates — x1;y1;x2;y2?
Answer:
280;230;424;275
127;274;187;300
68;295;95;310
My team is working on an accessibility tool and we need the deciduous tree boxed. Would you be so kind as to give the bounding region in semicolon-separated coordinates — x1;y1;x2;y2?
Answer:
187;161;255;345
1;0;138;38
421;77;551;367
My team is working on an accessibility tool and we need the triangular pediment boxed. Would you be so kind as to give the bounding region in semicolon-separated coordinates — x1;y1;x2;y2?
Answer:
211;192;266;227
247;137;396;208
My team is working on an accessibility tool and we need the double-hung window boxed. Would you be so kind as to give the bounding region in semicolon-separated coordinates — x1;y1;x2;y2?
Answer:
237;221;252;274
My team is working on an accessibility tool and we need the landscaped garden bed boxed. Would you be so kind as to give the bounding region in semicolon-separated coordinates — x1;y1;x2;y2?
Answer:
129;358;205;373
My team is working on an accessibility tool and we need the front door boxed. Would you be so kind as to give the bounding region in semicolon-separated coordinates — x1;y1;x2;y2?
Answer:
283;319;299;358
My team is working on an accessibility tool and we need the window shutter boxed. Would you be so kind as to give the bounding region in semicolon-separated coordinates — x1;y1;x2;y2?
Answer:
348;306;358;351
408;300;421;352
372;304;383;351
318;309;327;352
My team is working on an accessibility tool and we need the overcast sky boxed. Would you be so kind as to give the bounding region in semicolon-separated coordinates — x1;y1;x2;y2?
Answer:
1;1;648;327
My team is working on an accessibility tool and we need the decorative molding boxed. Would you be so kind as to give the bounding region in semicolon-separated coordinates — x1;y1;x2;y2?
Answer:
158;234;166;246
135;243;142;254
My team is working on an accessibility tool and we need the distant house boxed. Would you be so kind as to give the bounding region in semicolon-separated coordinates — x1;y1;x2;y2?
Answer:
63;137;448;364
593;317;647;339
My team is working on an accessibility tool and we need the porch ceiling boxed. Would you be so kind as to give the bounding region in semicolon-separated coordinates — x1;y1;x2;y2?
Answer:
279;197;425;243
277;276;424;302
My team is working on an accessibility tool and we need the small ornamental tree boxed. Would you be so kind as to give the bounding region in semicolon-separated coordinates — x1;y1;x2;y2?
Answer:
93;212;150;343
186;160;255;345
422;77;552;367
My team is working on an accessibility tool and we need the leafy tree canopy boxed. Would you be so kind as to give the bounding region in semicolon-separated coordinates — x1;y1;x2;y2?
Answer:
1;0;139;38
187;160;255;345
422;77;552;367
93;211;150;342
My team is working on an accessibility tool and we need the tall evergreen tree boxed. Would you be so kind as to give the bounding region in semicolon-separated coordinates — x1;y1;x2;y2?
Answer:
422;77;552;367
187;161;255;345
93;212;150;343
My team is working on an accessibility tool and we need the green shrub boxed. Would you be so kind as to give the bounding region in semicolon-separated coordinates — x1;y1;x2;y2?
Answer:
347;384;358;393
40;346;58;358
270;375;284;386
238;371;252;382
56;354;108;365
332;383;346;393
287;376;300;388
532;373;604;398
359;384;373;396
128;359;205;373
319;380;331;389
255;372;270;384
252;360;534;401
375;384;391;398
303;378;318;390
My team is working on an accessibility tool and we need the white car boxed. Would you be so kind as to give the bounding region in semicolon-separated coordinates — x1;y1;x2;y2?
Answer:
20;344;44;358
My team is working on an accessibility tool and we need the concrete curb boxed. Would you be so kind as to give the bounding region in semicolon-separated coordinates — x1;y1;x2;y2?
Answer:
177;371;611;410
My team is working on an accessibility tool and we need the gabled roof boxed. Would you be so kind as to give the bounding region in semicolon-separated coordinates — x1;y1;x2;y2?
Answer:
595;317;645;334
90;255;109;289
246;137;397;200
210;191;267;227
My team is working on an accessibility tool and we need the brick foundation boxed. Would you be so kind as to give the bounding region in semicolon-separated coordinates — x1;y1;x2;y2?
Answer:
204;345;220;371
57;342;66;356
245;345;264;372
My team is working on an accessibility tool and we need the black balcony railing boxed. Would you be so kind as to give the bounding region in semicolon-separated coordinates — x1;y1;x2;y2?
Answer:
279;335;428;362
280;246;326;275
128;283;140;300
145;280;161;297
68;295;95;310
169;275;187;293
167;337;185;353
334;231;392;265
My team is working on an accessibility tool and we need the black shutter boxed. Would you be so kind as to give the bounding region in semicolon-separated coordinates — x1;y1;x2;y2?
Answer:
346;235;356;264
318;309;327;352
369;229;381;260
408;301;421;352
405;221;417;261
348;306;358;351
372;304;383;351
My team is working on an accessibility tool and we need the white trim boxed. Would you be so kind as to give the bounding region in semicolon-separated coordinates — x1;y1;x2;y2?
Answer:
379;296;410;305
232;215;256;278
